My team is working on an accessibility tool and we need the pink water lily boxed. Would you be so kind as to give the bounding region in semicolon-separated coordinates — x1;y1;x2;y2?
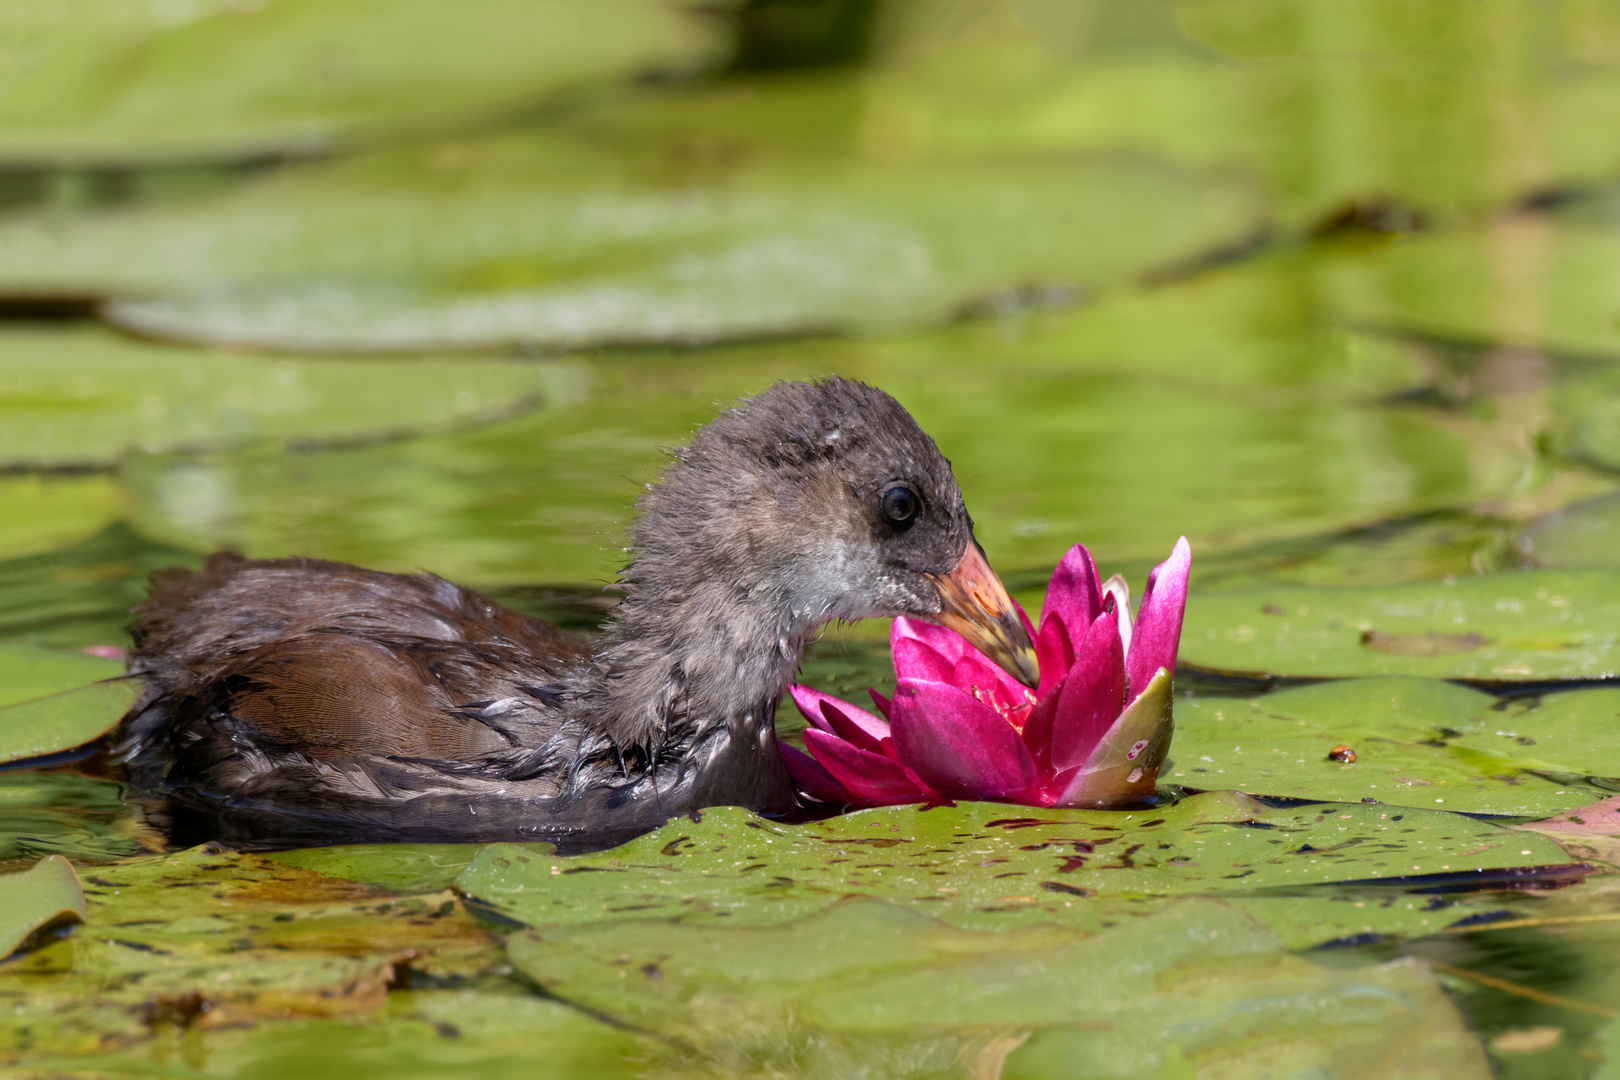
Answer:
782;538;1191;809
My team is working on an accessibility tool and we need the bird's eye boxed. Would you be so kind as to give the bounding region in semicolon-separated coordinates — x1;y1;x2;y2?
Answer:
880;485;921;526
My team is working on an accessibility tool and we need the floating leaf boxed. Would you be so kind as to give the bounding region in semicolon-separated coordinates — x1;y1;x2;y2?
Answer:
1168;677;1603;816
0;843;499;1053
7;988;649;1079
1524;494;1620;572
0;856;86;959
269;844;485;895
1181;570;1620;685
1522;793;1620;867
0;0;718;164
507;897;1492;1079
0;681;137;766
1443;688;1620;789
455;795;1572;947
0;645;123;713
0;327;580;468
0;474;125;564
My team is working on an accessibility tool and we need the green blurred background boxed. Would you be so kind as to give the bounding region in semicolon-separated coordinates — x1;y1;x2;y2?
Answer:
9;1;1620;1076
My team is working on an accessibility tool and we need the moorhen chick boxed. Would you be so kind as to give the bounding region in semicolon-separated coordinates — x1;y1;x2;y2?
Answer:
114;378;1037;852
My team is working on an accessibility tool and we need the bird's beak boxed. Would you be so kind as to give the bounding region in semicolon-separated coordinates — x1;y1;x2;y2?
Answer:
927;542;1040;689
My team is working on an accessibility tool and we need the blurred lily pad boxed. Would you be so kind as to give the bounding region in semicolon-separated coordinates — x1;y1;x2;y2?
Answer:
456;795;1571;947
1169;677;1601;815
1181;570;1620;685
0;0;718;164
0;856;85;959
0;327;580;468
0;680;137;766
119;326;1516;584
0;125;1262;349
1320;218;1620;358
508;897;1492;1079
0;475;126;564
1524;493;1620;577
0;646;123;713
1444;688;1620;787
0;843;499;1054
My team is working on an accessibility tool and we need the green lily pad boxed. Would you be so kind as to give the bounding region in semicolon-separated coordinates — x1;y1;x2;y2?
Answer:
7;987;649;1079
0;646;123;713
1168;677;1603;816
0;843;500;1055
0;680;137;766
0;856;86;959
269;844;487;895
0;327;581;468
1443;688;1620;787
506;897;1491;1079
455;795;1571;948
101;153;1260;353
0;0;718;164
0;474;125;564
1181;570;1620;685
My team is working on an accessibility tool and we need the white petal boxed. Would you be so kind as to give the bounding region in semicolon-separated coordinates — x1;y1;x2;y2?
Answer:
1102;573;1133;658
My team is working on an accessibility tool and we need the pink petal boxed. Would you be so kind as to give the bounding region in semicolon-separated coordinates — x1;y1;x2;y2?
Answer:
1041;544;1102;639
893;636;958;685
1049;606;1128;772
868;688;893;719
780;743;852;803
1034;610;1075;703
1127;537;1191;701
890;680;1040;800
789;684;888;755
804;728;933;805
892;615;968;664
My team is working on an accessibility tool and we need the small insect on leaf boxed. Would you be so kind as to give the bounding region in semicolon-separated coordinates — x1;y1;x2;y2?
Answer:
1328;745;1357;764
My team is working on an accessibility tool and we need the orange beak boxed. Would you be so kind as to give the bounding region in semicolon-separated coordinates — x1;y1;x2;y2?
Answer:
926;542;1040;689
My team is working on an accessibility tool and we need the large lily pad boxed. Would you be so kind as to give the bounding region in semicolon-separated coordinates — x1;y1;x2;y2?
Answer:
0;646;123;713
1181;570;1620;686
0;327;580;468
1443;688;1620;788
506;897;1492;1079
0;843;500;1055
455;795;1572;948
1168;677;1603;816
0;856;85;959
0;121;1261;349
0;681;139;765
0;474;125;564
0;0;718;164
101;152;1260;353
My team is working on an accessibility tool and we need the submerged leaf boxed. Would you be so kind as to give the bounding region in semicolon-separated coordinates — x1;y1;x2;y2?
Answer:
0;856;86;959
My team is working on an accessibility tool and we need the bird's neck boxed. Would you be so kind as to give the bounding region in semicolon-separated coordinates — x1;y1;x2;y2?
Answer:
564;567;811;813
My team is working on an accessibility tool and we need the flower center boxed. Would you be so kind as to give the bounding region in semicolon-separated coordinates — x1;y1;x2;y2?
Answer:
970;683;1038;732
